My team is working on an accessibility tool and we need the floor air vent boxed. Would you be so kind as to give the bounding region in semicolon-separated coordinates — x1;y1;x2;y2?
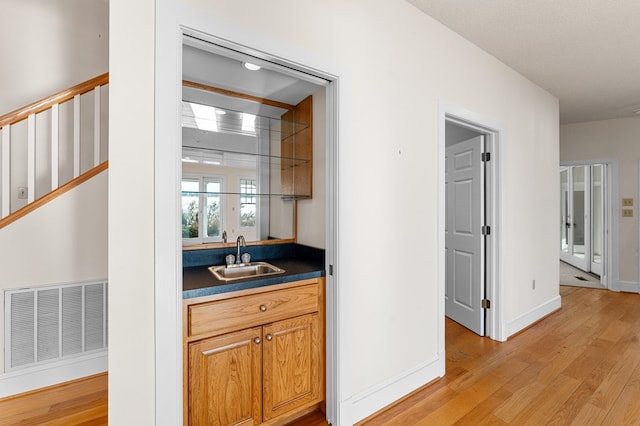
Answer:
5;280;108;371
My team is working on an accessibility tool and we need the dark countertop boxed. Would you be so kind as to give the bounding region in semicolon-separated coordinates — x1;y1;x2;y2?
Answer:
183;257;325;299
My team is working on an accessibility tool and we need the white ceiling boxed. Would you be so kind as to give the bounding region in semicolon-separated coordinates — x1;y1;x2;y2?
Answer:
183;40;321;119
407;0;640;124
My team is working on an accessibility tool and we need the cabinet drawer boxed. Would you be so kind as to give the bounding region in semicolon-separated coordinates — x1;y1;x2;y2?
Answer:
188;283;319;338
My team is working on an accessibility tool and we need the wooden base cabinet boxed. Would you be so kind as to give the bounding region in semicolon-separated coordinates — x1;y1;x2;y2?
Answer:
184;279;324;426
189;327;263;426
263;314;321;421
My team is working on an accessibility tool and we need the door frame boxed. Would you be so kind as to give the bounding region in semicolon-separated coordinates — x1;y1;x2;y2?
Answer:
561;159;618;290
161;30;341;424
438;103;504;342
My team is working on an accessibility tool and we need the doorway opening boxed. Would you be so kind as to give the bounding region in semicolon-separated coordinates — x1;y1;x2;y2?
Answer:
440;109;502;341
559;161;614;289
178;31;340;425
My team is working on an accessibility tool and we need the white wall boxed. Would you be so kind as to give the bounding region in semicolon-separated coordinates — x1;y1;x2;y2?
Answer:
0;171;108;374
109;0;559;424
1;0;109;216
0;0;109;385
0;0;109;116
109;0;157;424
561;117;640;283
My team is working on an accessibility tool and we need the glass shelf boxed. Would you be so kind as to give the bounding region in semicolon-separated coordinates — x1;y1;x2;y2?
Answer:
182;145;311;169
181;191;309;199
181;97;312;247
182;102;310;139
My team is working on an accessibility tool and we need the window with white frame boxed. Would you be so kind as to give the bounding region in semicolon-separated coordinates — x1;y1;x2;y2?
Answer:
239;178;256;228
182;176;223;243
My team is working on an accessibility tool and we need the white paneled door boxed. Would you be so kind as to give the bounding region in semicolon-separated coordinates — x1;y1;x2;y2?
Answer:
445;135;485;336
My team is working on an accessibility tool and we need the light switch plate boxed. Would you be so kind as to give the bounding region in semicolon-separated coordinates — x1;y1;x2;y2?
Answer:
623;198;634;207
622;209;633;217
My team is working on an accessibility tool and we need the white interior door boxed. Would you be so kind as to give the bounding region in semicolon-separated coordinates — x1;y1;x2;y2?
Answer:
445;135;485;336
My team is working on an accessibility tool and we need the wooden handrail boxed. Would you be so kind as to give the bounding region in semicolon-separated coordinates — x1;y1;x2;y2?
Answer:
0;73;109;129
0;161;108;230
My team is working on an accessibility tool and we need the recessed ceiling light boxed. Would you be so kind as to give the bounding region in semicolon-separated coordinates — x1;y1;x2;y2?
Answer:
243;62;261;71
215;109;226;115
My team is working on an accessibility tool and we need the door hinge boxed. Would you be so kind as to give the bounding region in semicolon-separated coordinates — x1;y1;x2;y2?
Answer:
482;225;491;235
329;264;334;276
482;152;491;162
482;299;491;309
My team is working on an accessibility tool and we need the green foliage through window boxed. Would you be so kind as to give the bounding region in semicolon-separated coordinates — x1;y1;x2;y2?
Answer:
182;200;199;238
240;178;256;227
182;177;222;242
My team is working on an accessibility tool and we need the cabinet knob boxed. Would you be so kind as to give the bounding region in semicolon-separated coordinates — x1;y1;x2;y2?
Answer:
253;337;261;344
260;305;267;312
266;334;273;341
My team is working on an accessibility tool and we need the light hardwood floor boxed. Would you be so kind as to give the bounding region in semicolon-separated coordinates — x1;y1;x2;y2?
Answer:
0;373;107;425
294;285;640;425
3;286;639;425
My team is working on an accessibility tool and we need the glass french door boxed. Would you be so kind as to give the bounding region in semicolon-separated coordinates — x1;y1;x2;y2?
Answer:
560;164;605;276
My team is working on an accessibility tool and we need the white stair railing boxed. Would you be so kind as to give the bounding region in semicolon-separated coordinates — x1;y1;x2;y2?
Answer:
0;73;109;220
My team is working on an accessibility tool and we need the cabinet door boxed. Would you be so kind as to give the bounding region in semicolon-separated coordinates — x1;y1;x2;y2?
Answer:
262;313;322;421
188;327;262;426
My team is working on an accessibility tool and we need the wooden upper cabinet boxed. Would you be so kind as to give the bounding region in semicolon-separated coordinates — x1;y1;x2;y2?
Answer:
281;95;312;199
188;327;263;426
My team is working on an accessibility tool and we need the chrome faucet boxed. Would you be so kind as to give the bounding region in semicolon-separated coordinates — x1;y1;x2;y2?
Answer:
236;235;246;264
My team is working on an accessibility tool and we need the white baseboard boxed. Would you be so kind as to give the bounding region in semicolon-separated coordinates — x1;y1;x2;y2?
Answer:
616;280;640;293
0;351;107;398
339;353;445;425
505;295;562;339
